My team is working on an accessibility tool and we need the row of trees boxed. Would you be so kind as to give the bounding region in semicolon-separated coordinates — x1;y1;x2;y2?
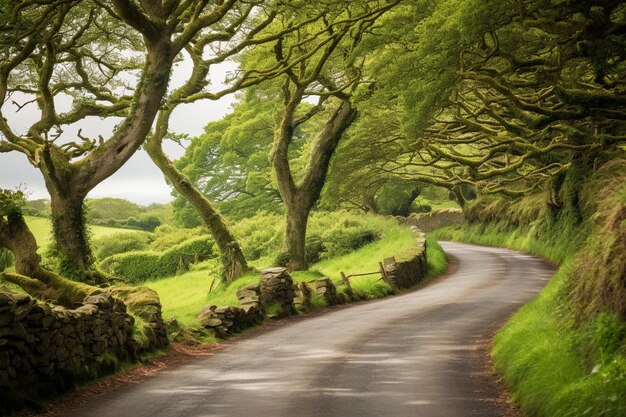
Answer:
1;0;624;302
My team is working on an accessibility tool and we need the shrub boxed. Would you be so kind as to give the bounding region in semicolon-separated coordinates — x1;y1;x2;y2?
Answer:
233;212;283;261
99;236;215;283
92;232;152;261
311;212;381;260
100;251;161;283
412;203;432;213
159;237;215;276
149;225;200;251
305;236;325;264
127;214;161;232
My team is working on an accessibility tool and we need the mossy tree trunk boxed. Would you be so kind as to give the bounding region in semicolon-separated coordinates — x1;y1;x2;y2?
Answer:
48;186;93;280
145;137;249;282
0;211;97;306
271;88;357;271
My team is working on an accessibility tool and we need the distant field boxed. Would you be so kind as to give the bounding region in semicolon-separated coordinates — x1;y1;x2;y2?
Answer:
24;215;140;250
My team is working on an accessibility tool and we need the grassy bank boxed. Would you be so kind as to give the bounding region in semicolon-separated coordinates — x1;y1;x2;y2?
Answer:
434;217;625;417
148;217;447;328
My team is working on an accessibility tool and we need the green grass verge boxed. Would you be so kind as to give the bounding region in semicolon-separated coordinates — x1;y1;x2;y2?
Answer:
148;218;447;328
433;223;626;417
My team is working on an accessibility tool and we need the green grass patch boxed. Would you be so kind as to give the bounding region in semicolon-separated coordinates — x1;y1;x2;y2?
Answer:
144;261;259;327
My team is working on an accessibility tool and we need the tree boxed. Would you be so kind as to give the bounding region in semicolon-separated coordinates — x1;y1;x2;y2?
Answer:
173;90;281;224
338;0;626;212
142;3;312;281
0;0;269;282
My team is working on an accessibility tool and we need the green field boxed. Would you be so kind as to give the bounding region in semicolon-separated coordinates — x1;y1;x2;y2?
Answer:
25;215;141;250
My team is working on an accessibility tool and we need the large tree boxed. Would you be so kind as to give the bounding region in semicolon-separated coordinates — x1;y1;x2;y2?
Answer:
142;3;304;281
257;0;400;270
0;0;267;282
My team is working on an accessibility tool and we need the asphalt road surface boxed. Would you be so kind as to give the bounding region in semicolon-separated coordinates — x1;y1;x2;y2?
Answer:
67;242;555;417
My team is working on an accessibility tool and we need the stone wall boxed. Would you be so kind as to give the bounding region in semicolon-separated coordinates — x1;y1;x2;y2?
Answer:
0;291;135;414
314;277;341;306
107;286;169;351
260;267;296;317
402;208;465;232
381;229;428;290
197;284;263;337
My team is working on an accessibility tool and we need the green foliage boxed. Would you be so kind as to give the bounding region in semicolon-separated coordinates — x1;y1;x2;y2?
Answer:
92;232;152;261
231;212;283;262
100;237;215;283
172;91;281;222
311;219;380;260
228;211;383;267
86;198;144;220
157;237;215;277
86;198;166;231
0;189;25;216
492;265;626;417
149;225;200;251
0;248;14;271
100;251;161;283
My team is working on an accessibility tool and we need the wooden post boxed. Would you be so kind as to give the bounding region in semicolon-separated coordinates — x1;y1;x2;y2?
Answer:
340;271;350;287
379;261;389;284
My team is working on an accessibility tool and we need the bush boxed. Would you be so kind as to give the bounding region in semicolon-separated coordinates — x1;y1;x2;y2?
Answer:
320;228;379;259
411;204;432;213
305;236;325;264
158;236;215;276
100;251;161;283
127;214;161;232
149;225;200;251
233;212;283;261
92;232;152;261
311;212;381;260
100;236;215;283
232;211;383;264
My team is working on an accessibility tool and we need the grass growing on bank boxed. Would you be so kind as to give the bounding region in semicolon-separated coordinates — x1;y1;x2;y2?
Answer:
148;217;447;328
434;222;625;417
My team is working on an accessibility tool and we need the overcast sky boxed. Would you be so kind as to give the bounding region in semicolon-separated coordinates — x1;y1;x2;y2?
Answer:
0;60;236;205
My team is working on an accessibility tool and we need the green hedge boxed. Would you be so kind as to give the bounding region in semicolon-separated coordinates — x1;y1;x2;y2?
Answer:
100;236;214;283
100;251;161;283
92;232;152;261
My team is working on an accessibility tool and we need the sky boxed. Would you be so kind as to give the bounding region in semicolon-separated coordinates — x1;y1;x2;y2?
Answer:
0;60;236;205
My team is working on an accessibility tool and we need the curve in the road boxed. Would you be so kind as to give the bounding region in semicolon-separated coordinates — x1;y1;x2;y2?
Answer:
66;241;555;417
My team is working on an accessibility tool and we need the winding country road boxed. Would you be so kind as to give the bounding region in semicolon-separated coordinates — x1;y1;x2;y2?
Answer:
66;242;555;417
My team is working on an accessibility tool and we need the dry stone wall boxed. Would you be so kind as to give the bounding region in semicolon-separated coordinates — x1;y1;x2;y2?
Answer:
260;267;296;317
381;229;428;290
197;284;264;337
314;278;341;306
0;291;135;414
